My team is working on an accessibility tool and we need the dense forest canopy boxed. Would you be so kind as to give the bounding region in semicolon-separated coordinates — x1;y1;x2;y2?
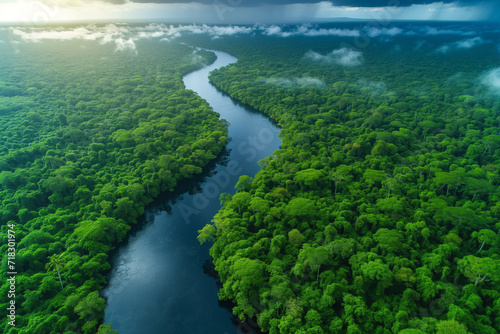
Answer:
190;22;500;334
0;26;228;333
0;21;499;333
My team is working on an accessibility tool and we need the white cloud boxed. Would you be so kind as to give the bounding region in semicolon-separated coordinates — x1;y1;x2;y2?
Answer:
114;38;136;54
412;25;476;36
10;24;138;53
263;25;292;37
481;68;500;94
303;28;360;37
305;48;363;67
261;24;360;38
436;36;487;53
257;23;478;40
259;76;324;88
456;36;485;49
8;23;255;54
436;45;451;53
202;24;253;36
364;27;403;38
37;0;85;7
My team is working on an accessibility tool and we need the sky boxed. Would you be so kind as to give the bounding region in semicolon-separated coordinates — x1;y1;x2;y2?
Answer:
0;0;498;23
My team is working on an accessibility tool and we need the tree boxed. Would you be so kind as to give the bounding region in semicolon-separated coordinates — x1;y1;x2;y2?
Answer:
363;169;386;187
285;197;317;219
288;229;305;246
482;135;500;155
225;257;266;319
384;176;398;198
399;330;426;334
235;175;253;191
458;255;499;286
330;165;353;195
360;259;393;295
75;291;107;333
435;170;465;197
435;319;468;334
373;228;403;253
113;197;138;221
295;245;329;281
97;324;119;334
46;253;65;290
342;294;371;328
472;229;498;253
294;168;324;191
463;177;493;200
197;224;216;244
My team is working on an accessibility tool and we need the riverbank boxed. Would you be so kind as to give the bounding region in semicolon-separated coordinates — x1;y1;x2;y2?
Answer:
103;50;281;333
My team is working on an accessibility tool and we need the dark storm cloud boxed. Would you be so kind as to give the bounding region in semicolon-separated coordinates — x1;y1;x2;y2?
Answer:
97;0;500;21
112;0;489;6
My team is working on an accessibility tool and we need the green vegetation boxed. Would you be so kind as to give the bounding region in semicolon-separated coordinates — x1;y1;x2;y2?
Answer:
196;28;500;333
0;36;227;333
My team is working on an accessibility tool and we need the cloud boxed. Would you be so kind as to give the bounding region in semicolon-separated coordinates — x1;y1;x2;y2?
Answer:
133;23;253;39
436;36;487;53
6;22;491;59
8;23;255;54
114;38;137;53
364;27;404;38
11;24;128;41
263;25;293;37
38;0;86;6
259;76;324;88
436;45;450;53
455;36;485;48
10;24;138;53
261;24;360;38
411;25;476;36
305;48;363;67
357;80;389;96
481;67;500;94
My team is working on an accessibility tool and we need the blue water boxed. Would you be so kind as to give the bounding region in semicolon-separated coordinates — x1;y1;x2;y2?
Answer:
103;50;281;334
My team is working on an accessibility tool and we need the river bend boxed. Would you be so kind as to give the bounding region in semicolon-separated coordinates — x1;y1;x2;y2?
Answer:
103;50;281;333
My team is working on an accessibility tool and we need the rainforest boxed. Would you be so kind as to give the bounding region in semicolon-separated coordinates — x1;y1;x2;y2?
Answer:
0;21;499;334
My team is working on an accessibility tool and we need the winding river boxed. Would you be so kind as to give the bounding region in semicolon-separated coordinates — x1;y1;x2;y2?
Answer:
103;50;281;333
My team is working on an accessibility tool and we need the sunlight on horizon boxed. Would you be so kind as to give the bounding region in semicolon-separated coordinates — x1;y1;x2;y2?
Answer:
0;0;493;23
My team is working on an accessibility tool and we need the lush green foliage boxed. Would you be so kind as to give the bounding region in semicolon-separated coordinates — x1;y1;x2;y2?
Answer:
197;25;500;333
0;34;227;333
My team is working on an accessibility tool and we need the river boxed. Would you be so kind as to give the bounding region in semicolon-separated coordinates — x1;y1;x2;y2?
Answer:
103;50;281;333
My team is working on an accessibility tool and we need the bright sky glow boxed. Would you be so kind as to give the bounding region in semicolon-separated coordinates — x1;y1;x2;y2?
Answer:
0;0;494;23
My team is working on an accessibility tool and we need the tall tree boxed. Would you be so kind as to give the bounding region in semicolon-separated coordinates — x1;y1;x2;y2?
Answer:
46;253;65;290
